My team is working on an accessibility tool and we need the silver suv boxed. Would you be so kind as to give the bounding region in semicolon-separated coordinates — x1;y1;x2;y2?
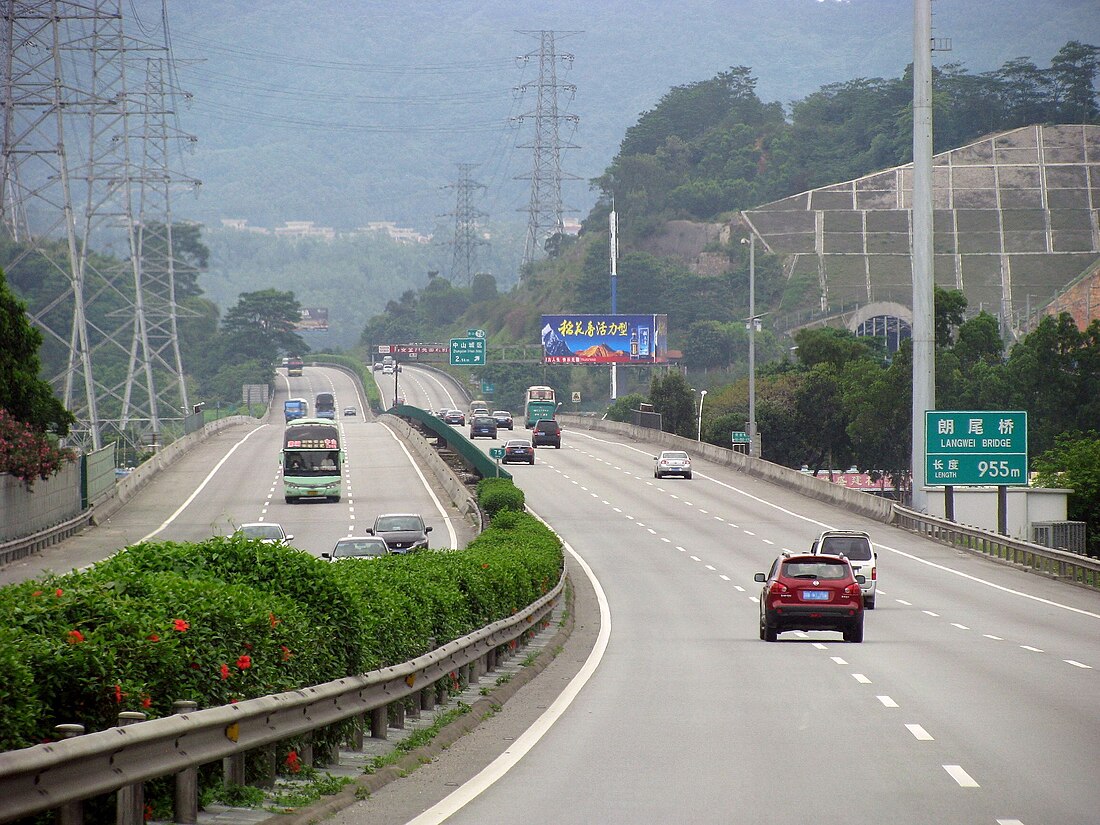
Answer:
810;530;877;609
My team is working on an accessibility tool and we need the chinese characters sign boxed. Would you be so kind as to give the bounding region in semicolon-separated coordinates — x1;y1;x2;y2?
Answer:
925;411;1028;486
450;337;486;365
540;314;668;364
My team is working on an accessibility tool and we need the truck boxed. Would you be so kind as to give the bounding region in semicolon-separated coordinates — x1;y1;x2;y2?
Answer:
284;398;308;423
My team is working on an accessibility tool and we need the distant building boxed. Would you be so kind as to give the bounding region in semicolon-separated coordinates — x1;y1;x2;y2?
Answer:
219;218;270;234
273;221;335;240
360;221;432;244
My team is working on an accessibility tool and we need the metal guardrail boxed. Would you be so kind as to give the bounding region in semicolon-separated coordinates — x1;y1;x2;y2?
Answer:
390;404;513;482
891;504;1100;589
0;508;93;568
0;566;565;824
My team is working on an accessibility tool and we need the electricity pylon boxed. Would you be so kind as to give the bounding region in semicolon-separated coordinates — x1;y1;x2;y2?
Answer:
444;163;489;286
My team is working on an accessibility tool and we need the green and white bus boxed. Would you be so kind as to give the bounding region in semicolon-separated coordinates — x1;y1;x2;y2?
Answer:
282;418;342;503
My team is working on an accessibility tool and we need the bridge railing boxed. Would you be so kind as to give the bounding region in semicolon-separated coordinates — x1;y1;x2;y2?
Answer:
0;567;564;825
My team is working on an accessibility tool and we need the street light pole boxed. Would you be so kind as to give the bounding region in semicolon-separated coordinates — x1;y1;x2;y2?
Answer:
697;389;707;442
741;233;758;458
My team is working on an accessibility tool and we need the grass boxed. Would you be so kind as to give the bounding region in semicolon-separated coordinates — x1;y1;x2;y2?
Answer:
365;703;471;774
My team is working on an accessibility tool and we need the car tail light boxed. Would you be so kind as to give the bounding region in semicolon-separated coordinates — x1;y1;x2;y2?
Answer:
843;582;862;600
769;581;790;598
870;567;877;581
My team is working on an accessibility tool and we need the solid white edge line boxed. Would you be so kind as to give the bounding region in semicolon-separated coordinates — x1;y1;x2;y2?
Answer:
406;508;611;825
138;424;269;543
379;421;458;550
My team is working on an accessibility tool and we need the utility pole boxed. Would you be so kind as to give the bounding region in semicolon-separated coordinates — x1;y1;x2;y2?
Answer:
443;163;489;286
514;30;581;267
609;201;618;400
910;0;936;511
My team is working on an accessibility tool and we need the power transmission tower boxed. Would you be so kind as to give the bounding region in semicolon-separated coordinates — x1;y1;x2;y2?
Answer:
1;2;195;452
514;30;581;267
443;163;489;286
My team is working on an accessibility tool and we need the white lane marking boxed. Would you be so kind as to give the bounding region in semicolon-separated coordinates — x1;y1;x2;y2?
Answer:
996;820;1026;825
719;575;730;581
896;599;913;606
743;529;755;536
907;724;935;741
763;539;774;545
647;528;656;535
944;765;979;787
660;537;671;543
877;696;899;708
578;426;1100;624
698;509;708;514
689;556;701;562
675;546;687;553
830;656;847;665
853;674;871;684
923;610;940;617
714;515;724;521
613;507;622;513
407;512;611;825
951;623;970;630
625;515;635;521
1020;645;1044;653
705;564;715;571
812;643;827;650
733;585;745;592
379;423;458;550
139;425;269;542
1065;660;1092;669
984;634;1004;640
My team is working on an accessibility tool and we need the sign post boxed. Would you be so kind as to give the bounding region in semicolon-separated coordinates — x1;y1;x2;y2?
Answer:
489;446;505;477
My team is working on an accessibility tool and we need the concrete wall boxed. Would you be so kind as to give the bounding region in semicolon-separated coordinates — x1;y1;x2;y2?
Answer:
558;414;895;523
924;486;1071;542
0;461;83;543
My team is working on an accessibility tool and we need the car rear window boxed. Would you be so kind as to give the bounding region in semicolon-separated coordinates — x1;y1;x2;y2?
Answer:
537;421;560;432
783;560;850;579
820;537;873;560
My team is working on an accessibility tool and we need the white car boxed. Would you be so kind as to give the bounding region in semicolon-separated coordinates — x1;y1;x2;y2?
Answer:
236;523;293;544
810;529;877;609
654;450;692;479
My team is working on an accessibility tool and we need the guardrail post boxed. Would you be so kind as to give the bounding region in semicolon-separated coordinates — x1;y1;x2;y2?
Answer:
223;750;246;788
370;706;388;740
392;700;406;730
171;702;199;823
350;715;365;750
420;685;434;712
53;724;85;825
301;733;314;768
408;694;421;720
115;712;147;825
258;745;276;788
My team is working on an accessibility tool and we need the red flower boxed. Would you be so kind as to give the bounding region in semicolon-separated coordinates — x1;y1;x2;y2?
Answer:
280;645;292;661
31;590;42;597
143;804;153;822
220;663;230;680
141;696;152;709
114;684;124;703
66;629;85;644
285;750;301;773
55;588;63;597
482;563;489;569
147;633;160;642
269;613;279;628
172;619;189;632
243;642;253;650
189;662;201;670
236;655;252;670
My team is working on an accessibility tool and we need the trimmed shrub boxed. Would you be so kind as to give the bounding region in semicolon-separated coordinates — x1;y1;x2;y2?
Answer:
477;477;525;520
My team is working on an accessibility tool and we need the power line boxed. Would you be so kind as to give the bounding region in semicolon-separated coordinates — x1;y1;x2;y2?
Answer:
442;163;489;286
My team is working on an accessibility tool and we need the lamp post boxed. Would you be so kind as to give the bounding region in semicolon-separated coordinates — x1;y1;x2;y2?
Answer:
740;234;758;457
393;360;399;408
697;389;708;442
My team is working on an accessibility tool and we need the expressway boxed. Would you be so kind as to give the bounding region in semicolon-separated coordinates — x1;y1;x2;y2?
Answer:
351;364;1100;825
4;363;1098;824
0;365;471;586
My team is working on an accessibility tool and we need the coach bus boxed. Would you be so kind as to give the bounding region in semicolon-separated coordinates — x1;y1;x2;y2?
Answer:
286;356;304;377
282;418;342;503
523;385;557;428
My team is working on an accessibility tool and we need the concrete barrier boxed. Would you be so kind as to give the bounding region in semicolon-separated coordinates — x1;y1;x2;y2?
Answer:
558;414;895;524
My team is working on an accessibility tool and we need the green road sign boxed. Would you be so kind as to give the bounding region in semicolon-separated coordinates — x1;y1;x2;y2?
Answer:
467;328;485;339
731;431;750;444
481;381;494;394
489;447;505;459
450;337;486;366
925;410;1028;486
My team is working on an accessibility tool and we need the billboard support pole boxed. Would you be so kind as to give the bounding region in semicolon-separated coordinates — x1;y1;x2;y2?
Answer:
609;207;619;400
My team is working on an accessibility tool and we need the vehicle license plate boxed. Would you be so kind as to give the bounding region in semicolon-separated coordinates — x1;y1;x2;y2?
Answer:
307;490;318;496
802;590;829;601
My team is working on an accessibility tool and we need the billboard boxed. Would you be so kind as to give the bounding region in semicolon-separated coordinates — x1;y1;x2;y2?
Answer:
296;307;329;331
541;314;668;364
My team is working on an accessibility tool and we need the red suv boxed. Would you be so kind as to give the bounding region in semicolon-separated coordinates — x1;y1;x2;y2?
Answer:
754;554;865;643
530;419;561;448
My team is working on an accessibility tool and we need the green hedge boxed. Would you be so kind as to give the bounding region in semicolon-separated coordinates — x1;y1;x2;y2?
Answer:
0;488;561;755
477;477;526;519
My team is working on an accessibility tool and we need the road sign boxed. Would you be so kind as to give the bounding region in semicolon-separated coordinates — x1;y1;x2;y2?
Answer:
731;431;750;444
467;328;485;339
571;391;581;403
489;447;505;459
450;337;486;366
925;410;1028;486
481;381;494;394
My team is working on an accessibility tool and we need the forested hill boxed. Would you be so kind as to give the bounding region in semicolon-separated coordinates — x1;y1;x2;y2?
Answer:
588;43;1100;237
162;0;1100;233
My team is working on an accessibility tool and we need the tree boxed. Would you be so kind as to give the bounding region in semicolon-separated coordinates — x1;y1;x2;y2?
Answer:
793;327;878;371
1032;431;1100;558
470;272;498;304
222;289;306;359
649;372;695;438
605;393;647;423
1049;41;1100;123
843;343;913;490
0;267;74;435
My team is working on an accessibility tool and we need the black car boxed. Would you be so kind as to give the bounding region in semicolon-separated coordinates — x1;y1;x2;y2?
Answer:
531;418;561;448
502;439;534;464
492;410;514;430
442;409;465;426
470;415;498;439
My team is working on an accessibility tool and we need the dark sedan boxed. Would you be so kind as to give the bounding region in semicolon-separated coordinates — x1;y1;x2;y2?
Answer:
442;409;465;426
368;513;432;553
492;410;514;430
502;439;534;464
470;415;498;439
